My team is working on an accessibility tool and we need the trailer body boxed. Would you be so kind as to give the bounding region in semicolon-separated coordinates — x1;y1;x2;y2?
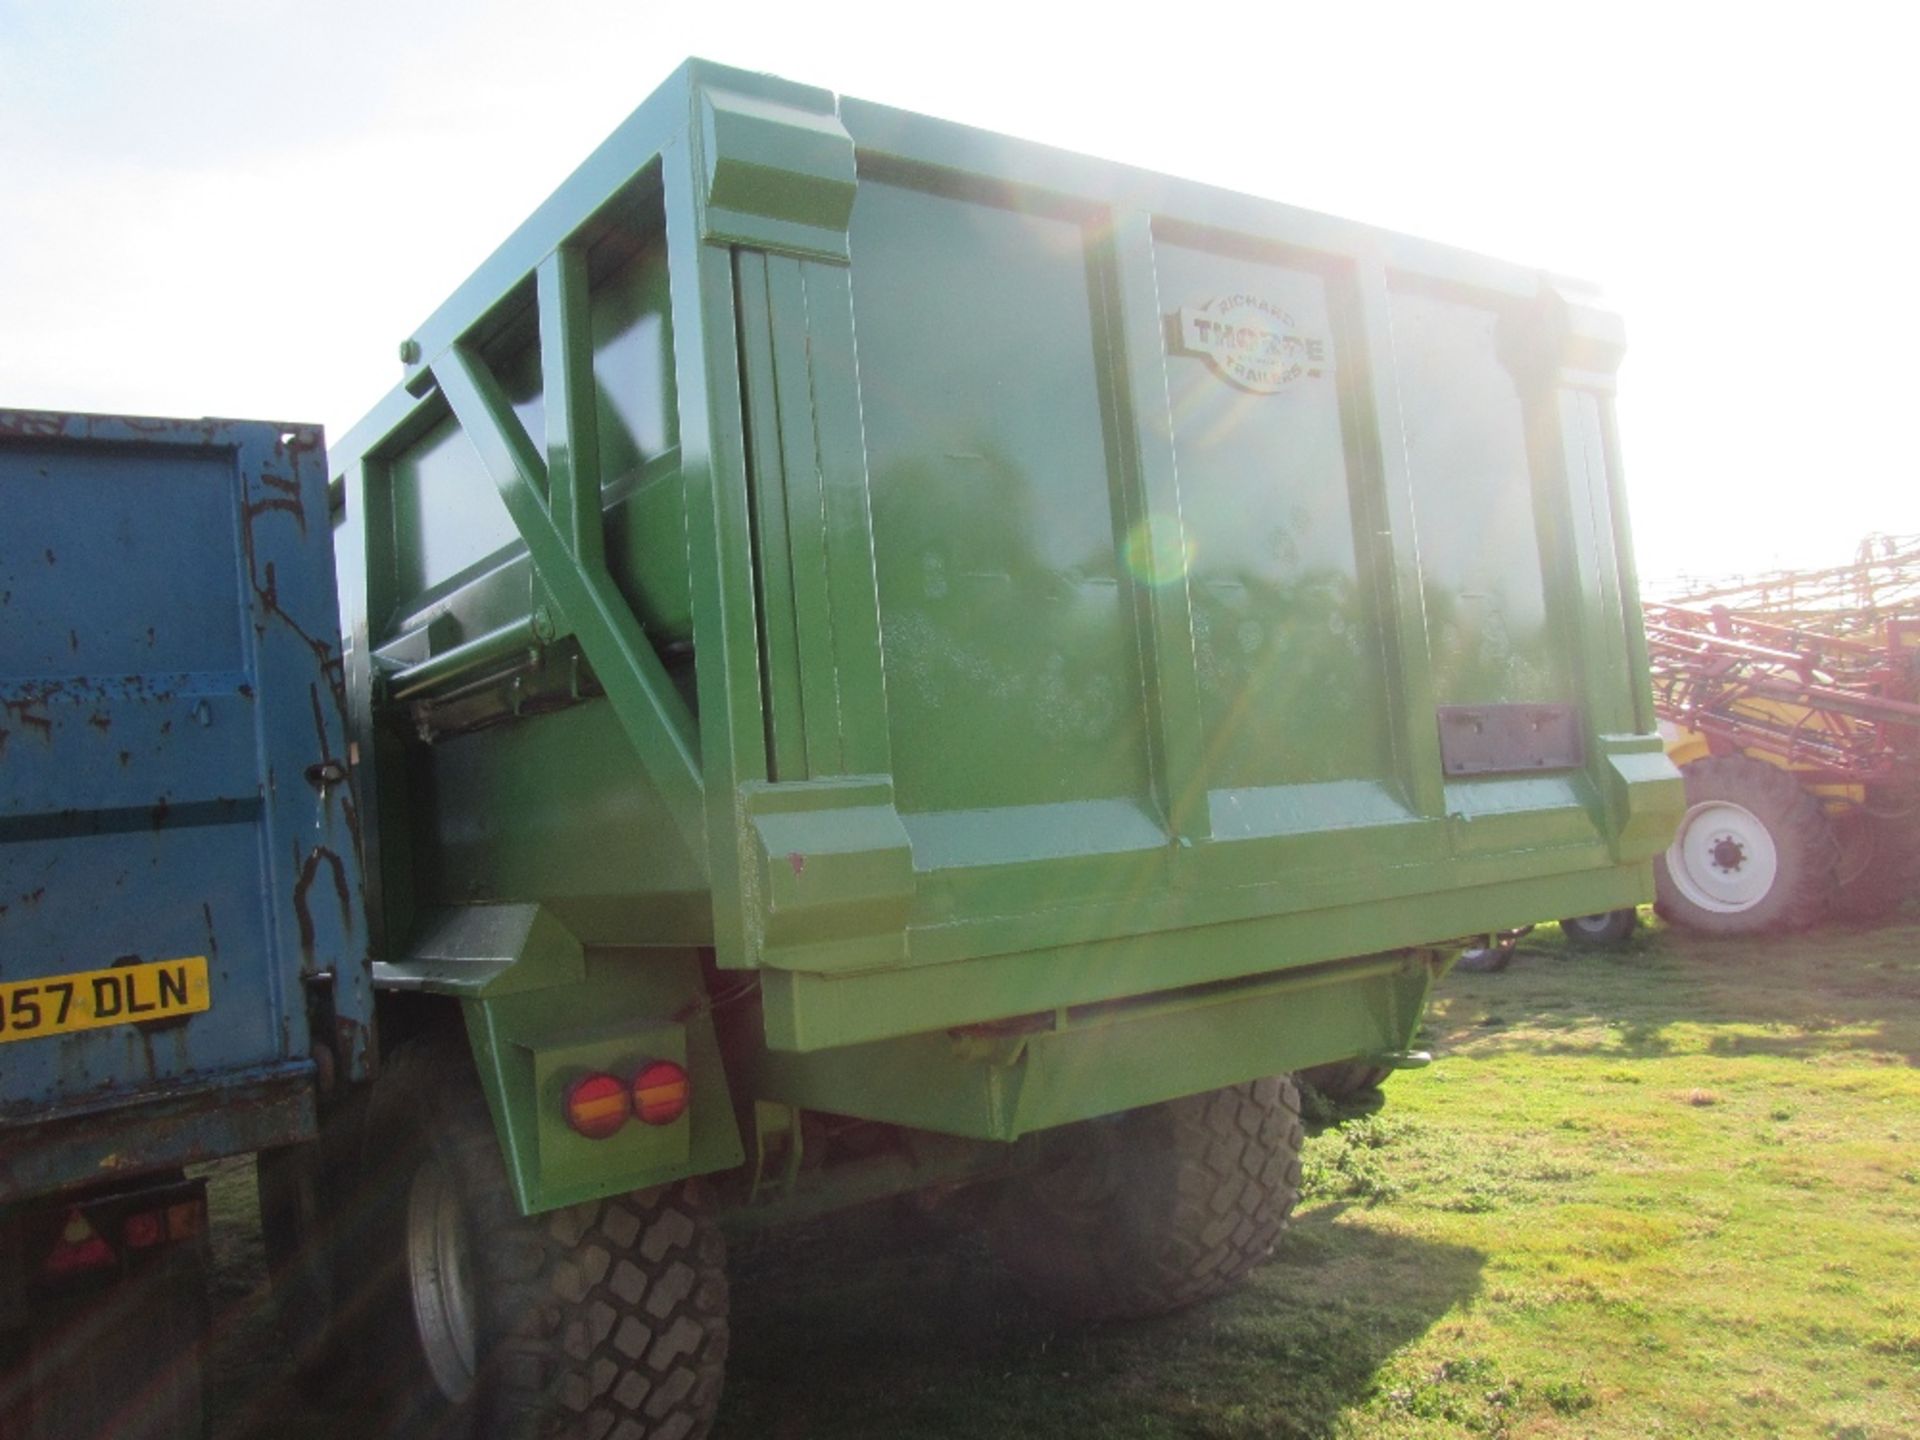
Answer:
0;411;368;1439
330;59;1679;1215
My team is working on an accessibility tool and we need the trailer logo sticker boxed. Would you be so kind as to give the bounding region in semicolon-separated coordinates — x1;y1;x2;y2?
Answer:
0;956;211;1044
1172;296;1328;393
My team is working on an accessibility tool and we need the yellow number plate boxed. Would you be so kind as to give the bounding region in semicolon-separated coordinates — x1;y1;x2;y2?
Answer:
0;957;211;1045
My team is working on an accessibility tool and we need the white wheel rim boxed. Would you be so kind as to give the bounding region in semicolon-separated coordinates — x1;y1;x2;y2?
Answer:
406;1159;480;1403
1665;799;1778;914
1567;913;1615;935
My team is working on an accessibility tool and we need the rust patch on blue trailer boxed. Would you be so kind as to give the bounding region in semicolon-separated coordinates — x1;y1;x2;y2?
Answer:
2;695;52;742
0;1069;318;1204
246;495;306;532
292;844;352;963
0;410;65;439
335;1015;373;1082
251;469;308;532
241;528;352;736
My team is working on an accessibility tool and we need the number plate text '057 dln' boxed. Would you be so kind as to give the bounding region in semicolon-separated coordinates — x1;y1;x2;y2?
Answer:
0;957;211;1044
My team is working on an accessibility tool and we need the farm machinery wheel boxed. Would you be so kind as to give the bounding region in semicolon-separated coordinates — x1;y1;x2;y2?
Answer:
1297;1060;1391;1102
1830;810;1919;921
354;1036;729;1440
1655;756;1837;935
1558;908;1638;946
988;1077;1303;1320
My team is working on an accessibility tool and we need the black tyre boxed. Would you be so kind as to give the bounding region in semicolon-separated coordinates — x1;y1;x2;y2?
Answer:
1654;755;1837;935
1298;1060;1391;1102
1558;908;1637;946
1453;944;1512;973
988;1077;1303;1321
1830;811;1916;921
356;1036;728;1440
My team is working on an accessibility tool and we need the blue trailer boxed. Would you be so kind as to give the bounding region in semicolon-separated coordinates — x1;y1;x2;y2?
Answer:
0;411;370;1440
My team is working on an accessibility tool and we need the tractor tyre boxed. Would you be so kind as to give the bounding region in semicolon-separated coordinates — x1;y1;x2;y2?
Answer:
1654;756;1837;935
357;1035;728;1440
1558;908;1638;946
988;1077;1303;1321
1297;1061;1391;1102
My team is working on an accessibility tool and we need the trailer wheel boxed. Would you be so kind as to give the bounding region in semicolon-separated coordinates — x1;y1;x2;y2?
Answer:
1558;908;1637;946
988;1077;1303;1320
1298;1061;1391;1102
365;1037;728;1440
1654;756;1837;935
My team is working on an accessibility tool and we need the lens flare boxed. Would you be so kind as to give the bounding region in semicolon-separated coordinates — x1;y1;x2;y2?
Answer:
1123;514;1195;586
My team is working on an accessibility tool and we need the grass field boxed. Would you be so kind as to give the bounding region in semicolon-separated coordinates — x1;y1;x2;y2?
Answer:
207;916;1920;1438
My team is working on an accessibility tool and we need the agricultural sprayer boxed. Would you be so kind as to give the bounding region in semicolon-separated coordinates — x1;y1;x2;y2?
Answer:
1639;536;1920;934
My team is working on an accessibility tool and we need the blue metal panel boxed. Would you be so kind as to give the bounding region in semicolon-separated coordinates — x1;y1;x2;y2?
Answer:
0;411;369;1203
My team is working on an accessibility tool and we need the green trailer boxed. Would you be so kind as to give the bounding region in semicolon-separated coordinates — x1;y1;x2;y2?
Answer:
292;58;1680;1438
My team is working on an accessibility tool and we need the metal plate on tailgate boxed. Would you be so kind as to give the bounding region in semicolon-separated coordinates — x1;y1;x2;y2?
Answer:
0;956;210;1045
1436;704;1584;776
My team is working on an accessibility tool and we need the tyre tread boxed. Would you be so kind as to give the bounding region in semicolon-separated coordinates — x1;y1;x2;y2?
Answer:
376;1037;727;1440
991;1078;1304;1320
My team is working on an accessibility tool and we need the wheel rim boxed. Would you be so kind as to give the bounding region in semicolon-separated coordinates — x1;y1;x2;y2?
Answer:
1566;913;1616;936
406;1158;480;1403
1665;799;1778;914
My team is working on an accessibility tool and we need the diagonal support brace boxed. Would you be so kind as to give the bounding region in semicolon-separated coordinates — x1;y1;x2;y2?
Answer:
432;341;706;860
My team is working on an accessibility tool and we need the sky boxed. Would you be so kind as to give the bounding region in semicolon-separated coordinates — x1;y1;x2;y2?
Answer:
2;0;1913;583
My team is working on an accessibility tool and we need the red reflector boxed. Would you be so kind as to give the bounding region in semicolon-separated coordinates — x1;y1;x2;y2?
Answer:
124;1211;166;1250
632;1060;690;1127
564;1073;631;1140
44;1209;116;1277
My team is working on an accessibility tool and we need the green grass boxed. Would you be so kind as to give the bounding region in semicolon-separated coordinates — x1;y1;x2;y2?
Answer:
208;916;1920;1438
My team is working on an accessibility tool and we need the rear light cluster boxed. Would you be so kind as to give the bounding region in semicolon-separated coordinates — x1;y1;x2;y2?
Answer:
40;1193;206;1279
563;1060;691;1140
124;1201;203;1250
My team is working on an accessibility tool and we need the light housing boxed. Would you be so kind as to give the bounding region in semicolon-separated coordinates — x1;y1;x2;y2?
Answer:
632;1060;691;1127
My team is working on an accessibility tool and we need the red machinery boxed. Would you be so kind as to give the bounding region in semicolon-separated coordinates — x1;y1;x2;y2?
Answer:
1641;536;1920;934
